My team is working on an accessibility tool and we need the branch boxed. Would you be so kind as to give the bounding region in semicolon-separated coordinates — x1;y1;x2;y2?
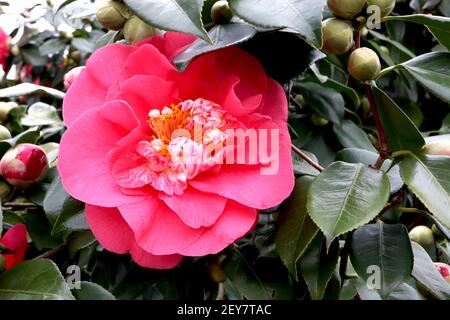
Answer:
292;144;324;172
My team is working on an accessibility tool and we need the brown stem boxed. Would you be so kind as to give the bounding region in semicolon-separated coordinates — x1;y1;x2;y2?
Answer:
292;144;324;172
34;243;66;260
365;84;390;169
355;29;361;49
378;186;406;218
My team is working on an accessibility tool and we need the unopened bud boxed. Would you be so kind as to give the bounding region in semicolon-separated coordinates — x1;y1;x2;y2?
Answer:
211;0;233;25
0;125;11;140
348;47;381;81
322;18;354;55
64;66;85;90
0;143;49;189
409;225;434;248
311;114;329;126
327;0;367;20
423;140;450;157
367;0;396;18
96;0;129;31
124;15;160;44
0;102;17;122
434;262;450;284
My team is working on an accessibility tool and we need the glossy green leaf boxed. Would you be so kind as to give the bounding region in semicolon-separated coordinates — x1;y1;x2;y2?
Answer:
296;82;345;124
333;120;376;152
298;233;339;300
399;153;450;229
72;282;115;300
411;242;450;299
276;176;319;278
0;83;65;99
124;0;210;42
292;149;321;176
336;148;403;194
383;14;450;50
228;0;326;48
174;23;257;68
350;222;413;299
0;259;75;300
372;86;425;152
39;38;66;56
21;102;63;127
307;162;390;246
43;175;88;234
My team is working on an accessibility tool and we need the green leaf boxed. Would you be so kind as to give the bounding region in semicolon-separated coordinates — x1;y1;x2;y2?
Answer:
292;149;321;176
228;0;326;48
43;175;88;235
298;233;339;300
411;242;450;299
71;37;95;53
174;23;257;68
72;282;116;300
383;14;450;50
336;148;403;194
307;162;390;246
372;86;425;152
350;222;413;299
21;102;63;127
276;176;319;279
0;259;75;300
0;127;40;157
39;38;66;56
399;153;450;229
333;120;376;152
124;0;210;43
296;82;345;124
0;83;65;99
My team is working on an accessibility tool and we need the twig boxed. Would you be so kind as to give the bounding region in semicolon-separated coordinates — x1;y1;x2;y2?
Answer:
378;186;406;218
365;84;390;169
34;243;66;260
292;144;324;172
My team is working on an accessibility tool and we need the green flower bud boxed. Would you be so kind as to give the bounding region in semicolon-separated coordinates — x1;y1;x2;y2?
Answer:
348;47;381;80
311;114;329;127
409;225;435;248
327;0;367;20
294;94;305;106
360;96;371;113
211;0;233;25
0;125;11;140
0;102;17;123
322;18;354;55
124;15;160;44
367;0;396;18
96;0;129;31
0;255;5;272
379;45;389;55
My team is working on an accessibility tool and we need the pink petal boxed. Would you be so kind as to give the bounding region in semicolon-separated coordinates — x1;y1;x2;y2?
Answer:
119;198;203;255
257;78;288;126
159;187;227;229
63;44;136;126
190;145;294;209
138;32;196;61
178;47;267;117
58;101;144;207
119;44;179;83
179;200;258;256
85;205;134;254
130;243;183;269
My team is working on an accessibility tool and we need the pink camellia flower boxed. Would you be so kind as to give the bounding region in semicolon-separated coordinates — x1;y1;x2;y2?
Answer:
0;27;9;71
0;224;28;270
58;32;294;269
434;262;450;283
64;66;85;90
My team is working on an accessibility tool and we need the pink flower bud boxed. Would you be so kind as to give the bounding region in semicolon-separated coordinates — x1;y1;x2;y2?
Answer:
423;140;450;157
434;262;450;283
0;144;49;189
64;66;85;90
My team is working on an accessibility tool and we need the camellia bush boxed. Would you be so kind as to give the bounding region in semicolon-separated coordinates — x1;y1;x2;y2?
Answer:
0;0;449;301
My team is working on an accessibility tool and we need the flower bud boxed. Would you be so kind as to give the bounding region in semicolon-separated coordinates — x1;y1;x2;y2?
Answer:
294;94;305;106
311;114;329;126
64;66;85;90
423;140;450;157
360;96;371;113
367;0;396;18
0;144;49;189
211;0;233;25
322;18;354;55
327;0;367;20
0;125;11;140
0;254;5;272
409;225;434;248
0;102;17;122
124;15;160;44
348;47;381;80
96;0;129;31
434;262;450;284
